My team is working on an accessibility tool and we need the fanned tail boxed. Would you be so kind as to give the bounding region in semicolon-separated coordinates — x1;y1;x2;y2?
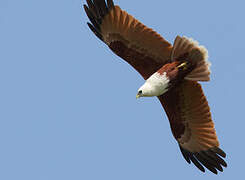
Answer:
171;36;211;82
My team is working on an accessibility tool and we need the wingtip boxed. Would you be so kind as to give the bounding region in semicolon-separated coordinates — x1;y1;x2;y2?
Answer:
83;4;88;12
179;145;191;164
212;147;226;158
107;0;115;9
179;145;227;174
84;0;114;42
87;22;103;41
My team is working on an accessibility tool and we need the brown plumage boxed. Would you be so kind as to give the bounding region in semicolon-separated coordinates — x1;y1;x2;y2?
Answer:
84;0;227;174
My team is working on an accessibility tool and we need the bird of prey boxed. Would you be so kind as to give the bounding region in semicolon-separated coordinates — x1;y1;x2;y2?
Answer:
83;0;227;174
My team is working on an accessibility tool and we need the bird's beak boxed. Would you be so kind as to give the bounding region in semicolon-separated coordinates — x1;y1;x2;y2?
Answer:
136;94;140;99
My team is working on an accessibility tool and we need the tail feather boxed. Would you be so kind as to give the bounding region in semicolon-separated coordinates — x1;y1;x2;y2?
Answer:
171;36;211;82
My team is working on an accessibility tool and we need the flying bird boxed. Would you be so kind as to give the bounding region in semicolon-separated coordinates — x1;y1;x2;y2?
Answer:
84;0;227;174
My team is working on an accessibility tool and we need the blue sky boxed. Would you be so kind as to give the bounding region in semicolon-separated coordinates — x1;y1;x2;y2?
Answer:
0;0;244;179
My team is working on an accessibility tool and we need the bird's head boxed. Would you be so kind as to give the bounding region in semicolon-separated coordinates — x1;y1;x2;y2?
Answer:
136;82;157;98
136;72;170;99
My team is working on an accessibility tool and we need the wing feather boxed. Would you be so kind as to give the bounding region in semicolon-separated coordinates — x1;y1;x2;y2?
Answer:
158;81;227;174
84;0;172;79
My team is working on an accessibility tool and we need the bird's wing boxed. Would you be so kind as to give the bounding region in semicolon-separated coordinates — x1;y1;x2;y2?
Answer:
84;0;172;79
158;80;227;174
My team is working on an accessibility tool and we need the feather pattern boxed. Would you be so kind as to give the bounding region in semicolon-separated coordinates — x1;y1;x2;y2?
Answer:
84;0;172;79
158;81;226;173
171;36;211;81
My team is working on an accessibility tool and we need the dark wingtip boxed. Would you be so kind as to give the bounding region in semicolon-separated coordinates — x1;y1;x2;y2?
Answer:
84;0;115;41
87;23;103;41
84;4;101;31
107;0;115;9
212;147;226;158
189;154;205;173
179;145;191;164
179;145;227;174
194;153;218;174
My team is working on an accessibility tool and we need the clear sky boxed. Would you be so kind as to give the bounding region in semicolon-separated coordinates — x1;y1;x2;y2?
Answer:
0;0;244;179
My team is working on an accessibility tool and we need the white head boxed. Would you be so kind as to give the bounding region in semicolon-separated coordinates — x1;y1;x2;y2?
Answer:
136;72;170;98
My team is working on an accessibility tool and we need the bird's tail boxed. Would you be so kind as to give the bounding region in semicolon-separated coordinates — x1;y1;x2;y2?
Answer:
171;36;211;82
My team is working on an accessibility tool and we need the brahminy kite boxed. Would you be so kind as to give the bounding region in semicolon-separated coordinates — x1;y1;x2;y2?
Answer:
83;0;227;174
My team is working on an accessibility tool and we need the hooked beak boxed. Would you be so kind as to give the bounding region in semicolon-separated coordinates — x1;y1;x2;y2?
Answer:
136;90;143;99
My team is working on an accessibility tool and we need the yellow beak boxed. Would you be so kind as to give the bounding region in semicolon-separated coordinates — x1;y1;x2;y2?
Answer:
136;94;140;99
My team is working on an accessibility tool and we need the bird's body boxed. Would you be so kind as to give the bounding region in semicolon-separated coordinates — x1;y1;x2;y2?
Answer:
84;0;227;174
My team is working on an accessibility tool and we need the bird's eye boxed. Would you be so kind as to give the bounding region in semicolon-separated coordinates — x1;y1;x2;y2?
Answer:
138;90;142;94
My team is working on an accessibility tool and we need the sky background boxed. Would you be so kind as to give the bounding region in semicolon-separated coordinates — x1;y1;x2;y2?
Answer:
0;0;244;179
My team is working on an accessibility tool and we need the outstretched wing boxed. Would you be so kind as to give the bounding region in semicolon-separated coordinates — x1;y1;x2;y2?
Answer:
84;0;172;79
158;80;227;174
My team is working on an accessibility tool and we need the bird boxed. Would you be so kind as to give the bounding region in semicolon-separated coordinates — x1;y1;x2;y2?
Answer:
83;0;227;174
